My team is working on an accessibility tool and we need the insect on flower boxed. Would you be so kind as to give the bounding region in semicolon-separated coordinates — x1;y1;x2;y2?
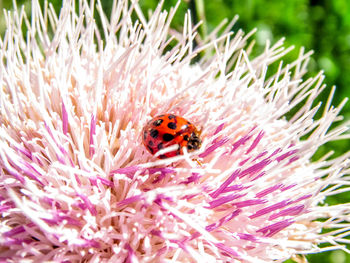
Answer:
142;114;202;159
2;0;350;261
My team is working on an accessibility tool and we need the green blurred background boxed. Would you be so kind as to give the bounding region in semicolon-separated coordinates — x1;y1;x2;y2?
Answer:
1;0;349;262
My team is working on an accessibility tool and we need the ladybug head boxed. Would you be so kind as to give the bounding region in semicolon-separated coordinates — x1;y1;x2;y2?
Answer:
187;131;202;151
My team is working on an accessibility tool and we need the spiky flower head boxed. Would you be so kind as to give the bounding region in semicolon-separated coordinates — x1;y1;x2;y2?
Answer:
1;0;350;262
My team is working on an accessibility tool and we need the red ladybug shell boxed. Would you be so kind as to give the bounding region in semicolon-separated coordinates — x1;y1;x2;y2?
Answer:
142;114;202;159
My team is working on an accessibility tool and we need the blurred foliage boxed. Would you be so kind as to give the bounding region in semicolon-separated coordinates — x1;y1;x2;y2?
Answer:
1;0;349;262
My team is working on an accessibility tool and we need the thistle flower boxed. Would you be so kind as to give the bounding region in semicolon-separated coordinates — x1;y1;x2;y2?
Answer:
1;0;350;262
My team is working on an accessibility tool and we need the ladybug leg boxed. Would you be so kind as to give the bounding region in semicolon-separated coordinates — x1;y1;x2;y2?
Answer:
192;158;203;166
181;147;203;167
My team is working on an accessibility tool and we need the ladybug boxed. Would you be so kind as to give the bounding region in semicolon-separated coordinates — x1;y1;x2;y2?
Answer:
142;114;202;159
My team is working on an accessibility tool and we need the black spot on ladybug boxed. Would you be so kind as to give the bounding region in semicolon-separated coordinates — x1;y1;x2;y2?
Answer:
148;140;153;146
159;154;167;159
163;133;174;141
147;145;154;154
150;129;158;138
183;135;189;141
157;143;164;150
168;114;176;120
167;122;177;130
153;119;163;126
